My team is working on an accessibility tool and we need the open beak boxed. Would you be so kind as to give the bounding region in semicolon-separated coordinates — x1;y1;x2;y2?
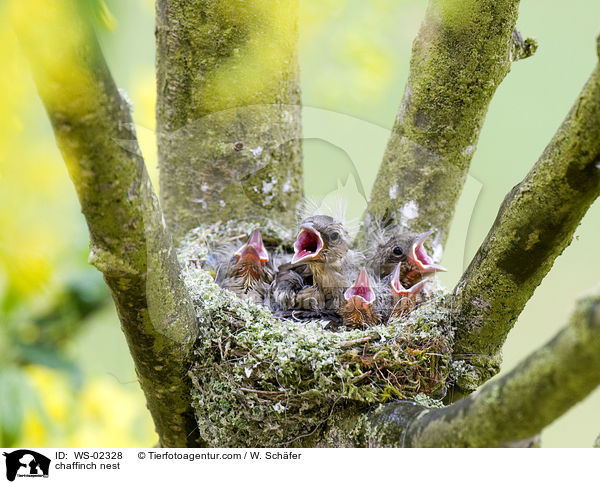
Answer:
408;231;447;274
292;223;324;264
344;268;376;308
390;263;427;298
234;229;269;264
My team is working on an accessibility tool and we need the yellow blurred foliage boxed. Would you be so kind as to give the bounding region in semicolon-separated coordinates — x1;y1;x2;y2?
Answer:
19;366;156;447
139;0;155;15
299;0;397;109
0;14;23;177
341;34;392;96
0;7;57;299
131;72;156;132
300;0;346;35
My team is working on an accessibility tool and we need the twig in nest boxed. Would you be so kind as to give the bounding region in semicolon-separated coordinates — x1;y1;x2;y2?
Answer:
339;335;379;347
239;388;285;396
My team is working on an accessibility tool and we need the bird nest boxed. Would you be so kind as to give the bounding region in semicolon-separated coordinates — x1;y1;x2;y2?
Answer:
179;221;457;447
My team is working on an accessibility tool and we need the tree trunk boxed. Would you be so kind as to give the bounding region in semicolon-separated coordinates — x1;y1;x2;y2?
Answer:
156;0;303;243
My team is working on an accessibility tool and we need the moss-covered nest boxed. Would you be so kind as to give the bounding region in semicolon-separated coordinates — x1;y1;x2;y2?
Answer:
179;222;457;447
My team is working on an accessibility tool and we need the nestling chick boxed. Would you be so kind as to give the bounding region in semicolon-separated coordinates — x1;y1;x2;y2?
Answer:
290;215;356;311
387;262;428;321
369;229;446;285
340;268;380;329
271;262;343;324
215;229;275;304
368;232;412;279
400;230;446;287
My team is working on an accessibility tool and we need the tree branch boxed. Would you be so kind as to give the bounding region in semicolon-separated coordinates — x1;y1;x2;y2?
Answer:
361;0;532;254
511;28;538;62
323;287;600;447
451;53;600;392
14;0;200;447
156;0;303;242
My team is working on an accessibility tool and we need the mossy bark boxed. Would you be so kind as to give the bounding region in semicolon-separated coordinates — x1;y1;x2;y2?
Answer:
15;0;201;447
451;59;600;392
361;0;535;254
317;289;600;447
156;0;303;243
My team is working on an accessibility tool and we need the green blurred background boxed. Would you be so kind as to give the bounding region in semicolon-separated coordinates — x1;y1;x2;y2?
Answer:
0;0;598;447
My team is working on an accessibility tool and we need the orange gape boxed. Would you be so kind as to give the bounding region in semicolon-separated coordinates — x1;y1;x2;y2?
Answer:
340;268;380;329
388;263;428;321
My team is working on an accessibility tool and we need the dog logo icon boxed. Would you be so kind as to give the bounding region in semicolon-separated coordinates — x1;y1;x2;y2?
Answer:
3;450;51;481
